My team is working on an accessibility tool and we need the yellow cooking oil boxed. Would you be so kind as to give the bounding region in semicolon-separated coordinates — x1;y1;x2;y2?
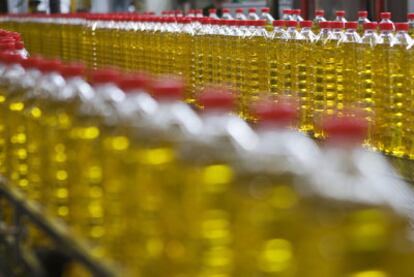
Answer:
297;21;316;133
240;20;269;120
268;20;287;98
313;22;337;138
211;20;224;85
341;22;361;113
371;23;395;152
385;24;411;158
281;21;301;98
61;16;71;62
81;15;97;69
201;19;214;89
0;82;10;177
357;24;378;148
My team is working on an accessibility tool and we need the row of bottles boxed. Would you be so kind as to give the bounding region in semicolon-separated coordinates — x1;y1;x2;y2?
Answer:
0;49;414;276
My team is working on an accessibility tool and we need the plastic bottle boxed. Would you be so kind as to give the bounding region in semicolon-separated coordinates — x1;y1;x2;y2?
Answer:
357;10;370;34
222;8;233;20
371;22;395;152
260;7;274;31
357;22;378;148
380;12;395;31
386;22;412;157
340;22;361;114
335;10;347;23
282;9;293;21
209;8;219;19
316;114;414;276
240;20;268;119
68;69;123;259
408;13;414;36
281;20;302;95
298;20;317;133
235;8;247;20
292;9;304;22
268;20;287;96
247;8;260;20
313;9;326;33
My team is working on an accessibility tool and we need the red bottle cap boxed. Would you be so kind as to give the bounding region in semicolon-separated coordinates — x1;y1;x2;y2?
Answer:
252;101;297;126
209;8;217;13
319;21;331;29
15;41;24;50
60;63;86;78
118;73;151;92
89;68;120;85
299;20;312;28
292;9;301;15
283;9;292;15
2;52;22;65
261;7;270;13
149;76;185;100
336;10;345;17
286;20;298;28
358;10;368;17
248;8;257;13
20;56;42;69
323;116;368;145
223;8;230;13
379;22;393;31
0;42;15;51
198;87;235;111
395;22;409;31
345;21;358;29
331;21;345;29
273;20;285;27
380;12;391;19
408;13;414;20
315;9;325;16
363;22;377;30
236;8;244;13
38;59;62;73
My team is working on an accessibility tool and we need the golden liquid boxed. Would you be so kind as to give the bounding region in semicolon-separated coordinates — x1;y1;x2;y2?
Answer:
61;20;71;62
297;39;316;133
201;32;214;89
281;34;299;95
358;43;376;147
268;36;284;97
313;38;337;137
211;31;224;84
176;30;194;102
240;33;269;120
0;88;9;176
342;42;360;113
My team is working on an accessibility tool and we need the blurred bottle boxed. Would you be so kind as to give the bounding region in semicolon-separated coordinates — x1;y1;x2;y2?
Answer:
222;8;233;20
408;13;414;36
282;9;293;20
340;22;361;114
247;8;260;20
292;9;304;22
298;20;317;133
260;7;274;31
313;9;326;33
335;10;347;23
357;10;370;34
235;8;247;20
209;8;219;19
380;12;395;30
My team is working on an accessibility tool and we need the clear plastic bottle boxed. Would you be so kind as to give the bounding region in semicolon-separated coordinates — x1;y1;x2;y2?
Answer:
260;7;274;30
380;12;395;31
222;8;233;20
282;9;293;21
408;13;414;37
385;22;412;157
372;22;395;152
313;9;326;33
357;10;370;34
358;22;379;147
331;21;346;115
298;20;317;133
335;10;347;23
240;20;269;119
235;8;247;20
292;9;304;22
247;8;260;20
281;20;302;95
209;8;219;19
268;20;288;96
340;22;361;114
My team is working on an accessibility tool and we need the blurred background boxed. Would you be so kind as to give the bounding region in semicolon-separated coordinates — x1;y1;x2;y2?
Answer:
1;0;412;21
